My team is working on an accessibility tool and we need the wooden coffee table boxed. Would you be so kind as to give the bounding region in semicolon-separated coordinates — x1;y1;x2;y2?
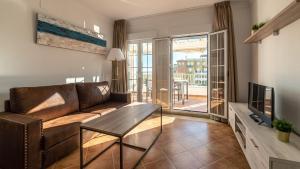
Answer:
80;103;162;169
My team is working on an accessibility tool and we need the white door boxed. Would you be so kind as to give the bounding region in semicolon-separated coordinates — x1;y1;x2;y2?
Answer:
127;40;153;102
208;30;228;119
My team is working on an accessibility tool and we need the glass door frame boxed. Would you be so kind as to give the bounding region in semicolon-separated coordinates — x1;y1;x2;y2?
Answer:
169;33;209;113
208;30;228;119
127;39;153;103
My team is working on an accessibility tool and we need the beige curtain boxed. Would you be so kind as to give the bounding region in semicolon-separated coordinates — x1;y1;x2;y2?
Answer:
111;19;128;93
213;1;238;102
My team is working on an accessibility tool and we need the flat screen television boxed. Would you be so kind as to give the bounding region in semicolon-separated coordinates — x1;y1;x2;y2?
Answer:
248;82;274;127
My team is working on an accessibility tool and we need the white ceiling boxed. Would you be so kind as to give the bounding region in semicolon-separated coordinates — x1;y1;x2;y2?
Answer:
79;0;248;20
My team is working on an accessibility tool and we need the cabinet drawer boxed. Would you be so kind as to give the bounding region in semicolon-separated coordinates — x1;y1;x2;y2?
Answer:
228;105;235;121
229;119;234;130
246;145;261;169
247;131;269;168
228;105;235;130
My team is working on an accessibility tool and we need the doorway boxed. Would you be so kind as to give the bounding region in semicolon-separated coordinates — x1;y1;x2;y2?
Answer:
171;35;208;113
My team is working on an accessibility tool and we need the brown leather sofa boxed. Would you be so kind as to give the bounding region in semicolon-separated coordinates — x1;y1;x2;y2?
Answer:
0;81;131;169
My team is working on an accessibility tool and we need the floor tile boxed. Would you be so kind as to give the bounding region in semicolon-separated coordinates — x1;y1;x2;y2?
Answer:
160;141;187;156
168;151;203;169
142;146;167;164
87;158;114;169
176;136;205;149
205;139;240;157
189;145;222;168
200;151;250;169
143;158;176;169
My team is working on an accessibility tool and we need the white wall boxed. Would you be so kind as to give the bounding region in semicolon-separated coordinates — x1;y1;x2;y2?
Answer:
127;1;252;102
250;0;300;134
128;6;214;37
0;0;114;111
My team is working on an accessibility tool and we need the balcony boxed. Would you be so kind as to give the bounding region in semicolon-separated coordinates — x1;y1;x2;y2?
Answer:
173;85;207;112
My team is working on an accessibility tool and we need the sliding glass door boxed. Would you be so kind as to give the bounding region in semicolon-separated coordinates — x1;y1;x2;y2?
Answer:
127;40;153;102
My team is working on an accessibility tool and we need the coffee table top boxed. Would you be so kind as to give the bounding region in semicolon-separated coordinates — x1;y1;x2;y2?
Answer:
80;103;161;137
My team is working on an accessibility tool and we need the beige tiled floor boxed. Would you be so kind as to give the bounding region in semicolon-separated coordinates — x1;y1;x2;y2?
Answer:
48;115;250;169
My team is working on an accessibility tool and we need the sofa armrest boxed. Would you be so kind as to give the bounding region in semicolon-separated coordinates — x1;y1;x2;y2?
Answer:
110;92;131;103
4;100;11;112
0;113;42;169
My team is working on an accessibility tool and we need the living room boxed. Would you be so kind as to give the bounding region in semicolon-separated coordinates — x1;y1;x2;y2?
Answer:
0;0;300;169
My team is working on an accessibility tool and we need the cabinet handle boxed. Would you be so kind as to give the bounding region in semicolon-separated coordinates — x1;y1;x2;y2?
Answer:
250;138;259;149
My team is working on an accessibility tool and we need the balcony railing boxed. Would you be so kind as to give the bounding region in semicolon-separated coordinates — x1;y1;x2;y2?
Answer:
173;73;207;86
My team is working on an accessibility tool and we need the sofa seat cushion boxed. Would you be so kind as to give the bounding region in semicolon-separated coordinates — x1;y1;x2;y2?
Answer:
43;113;99;149
82;102;129;116
43;112;99;129
43;122;79;150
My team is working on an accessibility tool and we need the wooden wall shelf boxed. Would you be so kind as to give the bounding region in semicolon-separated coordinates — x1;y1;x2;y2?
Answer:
244;0;300;43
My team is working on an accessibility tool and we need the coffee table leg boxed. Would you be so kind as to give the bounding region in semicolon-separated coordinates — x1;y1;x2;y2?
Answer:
120;137;123;169
160;107;163;132
80;128;83;169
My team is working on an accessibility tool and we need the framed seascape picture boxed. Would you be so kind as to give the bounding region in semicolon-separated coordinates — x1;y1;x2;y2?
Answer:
36;13;107;54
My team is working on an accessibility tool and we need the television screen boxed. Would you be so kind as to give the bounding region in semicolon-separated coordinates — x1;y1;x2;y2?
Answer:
248;82;274;127
264;87;273;118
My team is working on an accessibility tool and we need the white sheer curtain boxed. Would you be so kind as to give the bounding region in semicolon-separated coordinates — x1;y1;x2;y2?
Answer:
152;38;171;109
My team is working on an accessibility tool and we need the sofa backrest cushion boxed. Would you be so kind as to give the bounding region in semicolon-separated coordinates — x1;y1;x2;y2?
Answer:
76;81;111;110
9;84;79;122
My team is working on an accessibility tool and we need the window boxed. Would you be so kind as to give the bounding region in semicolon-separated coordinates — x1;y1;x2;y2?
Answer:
66;77;84;83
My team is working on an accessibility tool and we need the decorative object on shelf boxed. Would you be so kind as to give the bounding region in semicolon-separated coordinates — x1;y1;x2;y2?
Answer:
36;13;106;54
251;22;266;35
251;24;259;34
273;119;293;143
244;0;300;43
258;22;266;29
107;48;125;83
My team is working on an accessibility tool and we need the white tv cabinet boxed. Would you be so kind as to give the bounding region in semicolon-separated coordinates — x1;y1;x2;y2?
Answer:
228;103;300;169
